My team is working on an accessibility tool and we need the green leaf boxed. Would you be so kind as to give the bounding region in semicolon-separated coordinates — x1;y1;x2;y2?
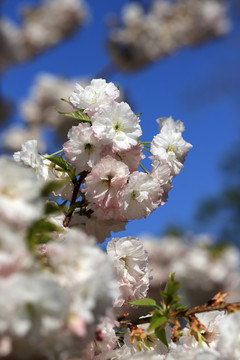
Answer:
126;298;157;307
44;155;71;172
30;219;59;234
160;272;181;307
57;109;91;123
44;201;60;215
41;180;69;197
174;304;188;311
35;234;53;244
148;311;167;332
27;219;60;250
155;327;169;348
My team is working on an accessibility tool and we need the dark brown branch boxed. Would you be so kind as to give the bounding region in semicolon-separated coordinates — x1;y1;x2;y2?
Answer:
183;302;240;317
63;171;87;227
118;302;240;328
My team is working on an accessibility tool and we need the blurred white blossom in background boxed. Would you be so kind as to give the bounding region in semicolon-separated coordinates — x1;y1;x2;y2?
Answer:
108;0;230;71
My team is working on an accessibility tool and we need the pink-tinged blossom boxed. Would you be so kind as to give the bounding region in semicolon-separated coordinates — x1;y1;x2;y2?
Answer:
83;156;129;209
69;78;119;116
150;130;192;176
63;122;102;171
90;204;125;222
115;144;145;173
70;212;127;243
91;101;142;152
151;158;172;202
123;172;163;220
83;316;118;359
107;236;149;307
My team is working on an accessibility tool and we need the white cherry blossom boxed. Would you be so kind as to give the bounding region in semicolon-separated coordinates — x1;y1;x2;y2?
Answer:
63;122;102;171
69;78;119;116
45;228;118;328
70;211;127;242
115;144;145;173
151;129;192;176
91;101;142;152
157;116;185;134
83;156;129;209
217;311;240;360
14;140;74;201
107;236;149;307
123;172;163;220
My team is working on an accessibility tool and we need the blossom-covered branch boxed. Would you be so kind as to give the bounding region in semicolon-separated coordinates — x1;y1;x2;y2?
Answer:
0;78;238;359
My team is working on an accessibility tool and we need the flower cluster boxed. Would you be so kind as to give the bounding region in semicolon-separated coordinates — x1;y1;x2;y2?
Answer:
1;77;238;359
0;0;88;72
15;78;192;242
66;83;191;230
108;0;230;71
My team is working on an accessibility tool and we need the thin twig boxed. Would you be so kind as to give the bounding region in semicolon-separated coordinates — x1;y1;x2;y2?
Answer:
63;171;88;227
183;302;240;317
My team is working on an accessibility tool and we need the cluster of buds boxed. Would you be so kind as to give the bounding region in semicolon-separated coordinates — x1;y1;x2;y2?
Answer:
108;0;230;71
15;78;192;242
0;0;88;72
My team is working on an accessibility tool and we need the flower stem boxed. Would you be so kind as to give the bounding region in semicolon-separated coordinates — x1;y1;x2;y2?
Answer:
47;149;64;157
140;163;150;174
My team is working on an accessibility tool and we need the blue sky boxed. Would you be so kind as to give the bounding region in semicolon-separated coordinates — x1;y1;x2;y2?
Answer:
1;0;240;242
